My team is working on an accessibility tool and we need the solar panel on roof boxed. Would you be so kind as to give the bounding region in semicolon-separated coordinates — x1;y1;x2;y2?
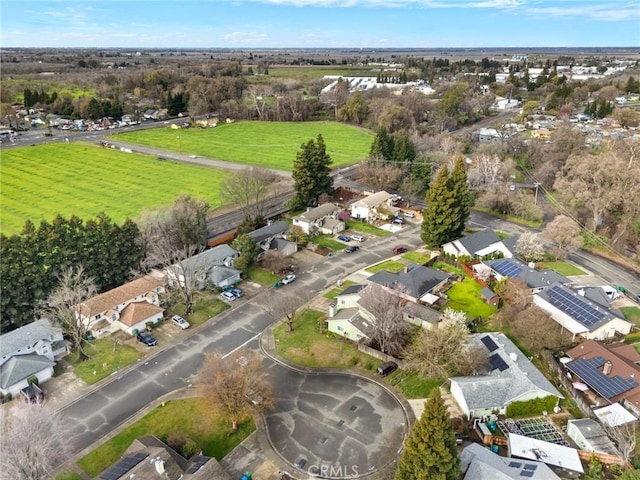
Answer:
186;455;209;473
492;260;522;278
520;472;534;478
523;464;538;471
567;356;638;400
490;353;509;372
509;461;523;468
547;285;607;327
481;335;499;352
99;452;148;480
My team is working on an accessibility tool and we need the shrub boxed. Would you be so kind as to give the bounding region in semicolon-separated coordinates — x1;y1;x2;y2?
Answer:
181;439;199;459
506;395;558;417
145;321;155;331
27;375;39;386
624;332;640;344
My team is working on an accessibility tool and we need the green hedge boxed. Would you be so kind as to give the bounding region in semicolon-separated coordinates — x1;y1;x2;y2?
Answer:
506;395;558;418
625;332;640;344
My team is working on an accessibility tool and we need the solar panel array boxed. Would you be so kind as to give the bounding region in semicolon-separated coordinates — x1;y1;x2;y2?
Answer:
481;335;499;352
490;353;509;372
99;452;148;480
186;455;210;474
520;471;534;478
547;285;607;327
492;259;522;278
567;356;638;400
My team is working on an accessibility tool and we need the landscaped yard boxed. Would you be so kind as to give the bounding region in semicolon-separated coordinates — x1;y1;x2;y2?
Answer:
245;265;282;286
366;260;407;274
0;143;232;235
345;219;393;237
113;121;373;171
622;306;640;326
402;251;433;265
537;261;586;276
66;338;143;385
54;472;83;480
309;235;348;252
274;309;376;370
77;398;254;477
387;370;441;399
446;277;498;319
169;291;231;324
324;280;357;299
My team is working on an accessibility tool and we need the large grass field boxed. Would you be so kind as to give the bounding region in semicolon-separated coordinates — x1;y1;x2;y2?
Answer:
0;143;233;235
113;121;373;170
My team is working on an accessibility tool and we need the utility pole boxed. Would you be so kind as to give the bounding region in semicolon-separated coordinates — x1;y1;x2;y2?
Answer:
534;182;540;205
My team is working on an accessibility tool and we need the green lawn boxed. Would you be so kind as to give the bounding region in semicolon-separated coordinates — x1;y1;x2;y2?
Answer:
402;251;432;265
366;261;407;274
387;370;442;399
622;306;640;325
274;309;377;371
324;280;357;299
431;261;465;276
245;265;281;286
67;338;143;385
310;235;348;251
471;206;543;228
113;121;373;171
54;472;83;480
77;398;254;477
537;261;586;276
446;278;497;319
169;291;230;323
345;219;393;237
0;143;232;235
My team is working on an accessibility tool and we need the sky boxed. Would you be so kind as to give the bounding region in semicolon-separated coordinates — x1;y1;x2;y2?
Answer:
1;0;639;49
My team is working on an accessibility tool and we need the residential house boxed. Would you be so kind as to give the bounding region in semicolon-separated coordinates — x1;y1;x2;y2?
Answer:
292;203;345;235
247;220;297;256
166;244;240;290
98;435;231;480
74;273;166;337
566;419;618;455
450;333;563;419
0;319;66;398
593;403;638;427
533;284;632;341
480;257;571;293
367;263;450;304
460;443;560;480
472;127;517;144
349;191;397;223
565;340;640;415
442;229;517;260
507;433;584;475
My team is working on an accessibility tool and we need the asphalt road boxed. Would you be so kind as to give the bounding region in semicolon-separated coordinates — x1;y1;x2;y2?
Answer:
59;225;424;460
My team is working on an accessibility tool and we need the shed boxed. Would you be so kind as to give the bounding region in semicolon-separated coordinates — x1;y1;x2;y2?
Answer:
481;287;499;306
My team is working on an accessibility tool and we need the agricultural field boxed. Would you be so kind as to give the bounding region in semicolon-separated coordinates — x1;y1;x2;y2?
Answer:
0;143;232;235
113;121;374;171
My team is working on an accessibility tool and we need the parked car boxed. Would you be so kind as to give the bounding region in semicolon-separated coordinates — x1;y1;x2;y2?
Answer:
344;245;360;253
337;234;351;242
393;246;408;255
137;331;157;347
171;315;190;329
282;273;297;285
392;216;405;224
229;288;244;298
220;291;236;302
351;234;365;242
403;211;415;218
376;361;398;377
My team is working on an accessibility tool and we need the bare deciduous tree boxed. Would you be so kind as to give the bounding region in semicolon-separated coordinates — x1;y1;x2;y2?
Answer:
509;305;566;354
197;350;273;431
407;309;470;379
260;250;292;275
262;290;305;332
542;214;583;258
39;266;97;361
358;157;405;191
398;175;425;208
468;153;505;189
495;278;531;309
221;167;283;226
515;231;545;262
602;420;639;463
0;401;70;480
358;284;410;356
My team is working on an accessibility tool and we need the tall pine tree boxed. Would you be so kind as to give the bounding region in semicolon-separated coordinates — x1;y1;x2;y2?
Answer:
291;134;333;208
395;388;460;480
449;157;472;239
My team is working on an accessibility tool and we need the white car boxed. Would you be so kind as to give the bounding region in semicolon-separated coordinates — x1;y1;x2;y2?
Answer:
351;234;365;242
220;291;236;302
282;273;297;285
403;211;415;218
171;315;190;329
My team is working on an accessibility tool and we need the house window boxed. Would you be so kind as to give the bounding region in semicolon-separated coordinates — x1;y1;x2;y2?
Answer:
337;326;344;332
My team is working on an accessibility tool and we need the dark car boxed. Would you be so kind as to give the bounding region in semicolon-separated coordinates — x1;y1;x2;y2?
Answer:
229;288;244;298
376;361;398;377
137;331;157;347
345;245;359;253
337;234;351;242
392;216;405;225
393;246;408;255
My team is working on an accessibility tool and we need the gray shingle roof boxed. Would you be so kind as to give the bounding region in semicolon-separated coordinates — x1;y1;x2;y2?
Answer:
0;353;55;389
248;220;288;242
368;264;450;298
450;333;563;412
461;443;559;480
338;284;364;296
0;319;62;358
456;229;501;254
484;258;571;289
294;203;339;222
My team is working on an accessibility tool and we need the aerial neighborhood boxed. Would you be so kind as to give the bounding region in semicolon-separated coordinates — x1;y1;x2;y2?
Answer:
1;34;640;480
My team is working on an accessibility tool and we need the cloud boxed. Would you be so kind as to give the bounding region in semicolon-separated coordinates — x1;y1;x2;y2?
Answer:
234;0;523;7
525;2;640;22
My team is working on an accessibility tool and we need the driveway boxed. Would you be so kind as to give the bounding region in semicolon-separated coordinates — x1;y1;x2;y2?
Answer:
265;362;408;478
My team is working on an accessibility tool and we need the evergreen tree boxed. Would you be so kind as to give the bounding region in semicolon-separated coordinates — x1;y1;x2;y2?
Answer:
392;132;416;165
449;157;472;239
394;388;460;480
291;134;333;208
370;127;395;163
625;76;638;94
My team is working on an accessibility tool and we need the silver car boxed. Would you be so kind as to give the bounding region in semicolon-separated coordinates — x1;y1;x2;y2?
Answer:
171;315;190;329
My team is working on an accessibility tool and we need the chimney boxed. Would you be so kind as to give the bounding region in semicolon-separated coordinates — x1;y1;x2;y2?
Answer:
329;303;337;318
578;289;585;296
155;459;165;474
404;266;409;274
603;361;612;375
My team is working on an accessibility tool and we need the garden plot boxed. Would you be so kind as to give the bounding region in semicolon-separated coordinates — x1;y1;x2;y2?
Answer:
497;417;569;446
